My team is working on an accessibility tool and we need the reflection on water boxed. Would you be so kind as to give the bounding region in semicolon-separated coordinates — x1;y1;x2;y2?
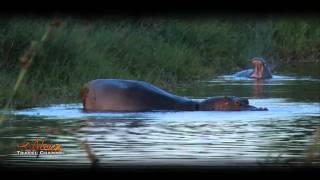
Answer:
0;75;320;168
197;75;320;101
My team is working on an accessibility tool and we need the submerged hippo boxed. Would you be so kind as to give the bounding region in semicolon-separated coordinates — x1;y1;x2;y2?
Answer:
234;57;272;79
80;79;267;112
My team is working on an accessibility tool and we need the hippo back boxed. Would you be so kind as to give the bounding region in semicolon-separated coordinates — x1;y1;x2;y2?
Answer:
233;69;254;78
83;79;195;111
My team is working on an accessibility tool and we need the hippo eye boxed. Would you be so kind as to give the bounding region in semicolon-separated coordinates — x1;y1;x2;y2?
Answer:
235;100;241;106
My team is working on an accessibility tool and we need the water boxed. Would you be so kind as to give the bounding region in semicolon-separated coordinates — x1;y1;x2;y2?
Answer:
0;74;320;169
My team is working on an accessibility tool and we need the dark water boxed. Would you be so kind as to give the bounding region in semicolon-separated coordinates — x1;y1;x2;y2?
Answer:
0;74;320;169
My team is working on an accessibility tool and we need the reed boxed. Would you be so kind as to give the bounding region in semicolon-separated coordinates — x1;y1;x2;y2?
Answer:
0;18;60;125
81;141;99;169
307;127;320;164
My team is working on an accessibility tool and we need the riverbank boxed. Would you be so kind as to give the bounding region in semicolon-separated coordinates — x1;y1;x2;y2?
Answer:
1;15;320;108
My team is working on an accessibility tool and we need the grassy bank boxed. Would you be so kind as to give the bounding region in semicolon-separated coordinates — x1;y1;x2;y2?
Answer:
1;15;320;108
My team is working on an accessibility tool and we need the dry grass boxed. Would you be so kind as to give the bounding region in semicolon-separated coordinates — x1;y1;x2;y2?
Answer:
0;18;60;125
307;127;320;164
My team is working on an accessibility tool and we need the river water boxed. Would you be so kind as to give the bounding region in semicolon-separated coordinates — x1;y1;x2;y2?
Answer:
0;73;319;169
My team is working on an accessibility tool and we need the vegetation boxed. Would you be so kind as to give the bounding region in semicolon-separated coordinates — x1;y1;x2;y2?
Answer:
1;15;320;108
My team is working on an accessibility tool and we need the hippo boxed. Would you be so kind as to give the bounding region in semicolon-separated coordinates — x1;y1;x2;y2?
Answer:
234;57;272;79
80;79;267;112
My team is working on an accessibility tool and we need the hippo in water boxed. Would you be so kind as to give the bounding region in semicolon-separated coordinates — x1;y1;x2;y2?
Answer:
80;79;267;112
234;57;272;79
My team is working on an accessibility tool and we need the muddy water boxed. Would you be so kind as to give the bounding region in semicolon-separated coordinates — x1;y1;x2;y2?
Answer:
0;74;319;169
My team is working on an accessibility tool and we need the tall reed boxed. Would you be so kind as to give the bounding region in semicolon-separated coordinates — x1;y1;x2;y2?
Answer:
0;18;60;125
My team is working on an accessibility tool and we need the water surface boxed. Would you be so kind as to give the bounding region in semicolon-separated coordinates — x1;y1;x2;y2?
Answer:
1;74;319;169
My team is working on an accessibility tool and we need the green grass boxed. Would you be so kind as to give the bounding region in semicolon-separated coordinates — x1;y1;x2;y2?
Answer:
1;15;320;108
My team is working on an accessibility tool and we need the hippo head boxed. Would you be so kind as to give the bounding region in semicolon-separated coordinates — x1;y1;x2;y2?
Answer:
250;57;272;79
198;96;268;111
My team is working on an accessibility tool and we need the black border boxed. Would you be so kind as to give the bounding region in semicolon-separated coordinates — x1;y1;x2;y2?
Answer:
1;165;320;177
2;0;320;15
